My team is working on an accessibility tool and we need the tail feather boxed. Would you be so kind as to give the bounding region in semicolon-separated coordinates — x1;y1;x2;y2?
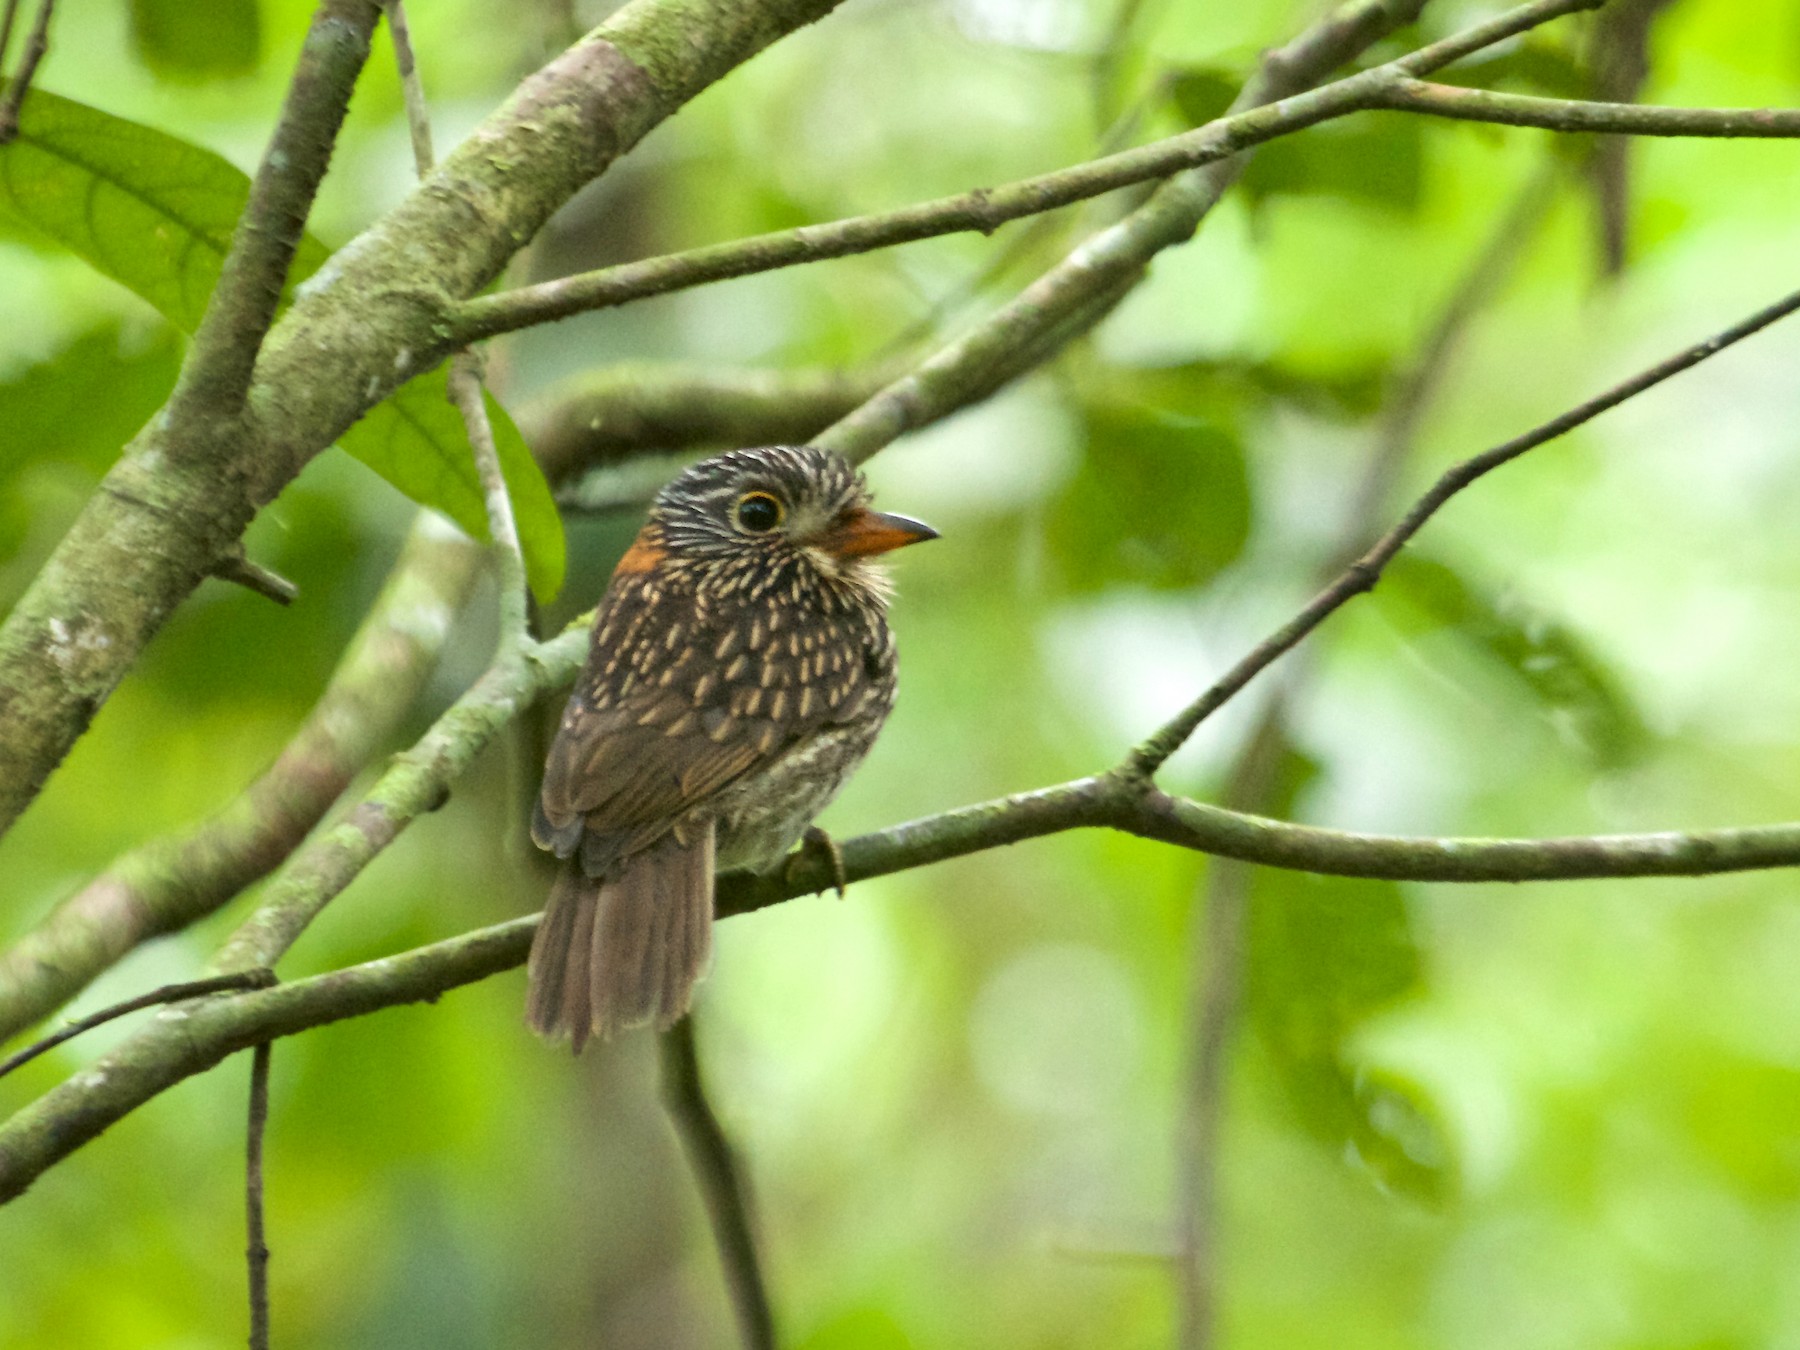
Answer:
526;826;716;1051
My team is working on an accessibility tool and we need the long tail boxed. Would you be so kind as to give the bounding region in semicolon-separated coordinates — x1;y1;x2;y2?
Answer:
526;827;716;1052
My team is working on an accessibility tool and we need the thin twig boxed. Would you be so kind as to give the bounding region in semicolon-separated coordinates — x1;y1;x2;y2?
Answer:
0;0;24;72
446;353;531;636
1126;281;1800;779
385;0;433;177
208;549;301;607
246;1041;273;1350
448;0;1609;345
660;1018;776;1350
1177;705;1287;1350
1375;77;1800;136
0;0;54;144
0;970;276;1078
387;0;532;638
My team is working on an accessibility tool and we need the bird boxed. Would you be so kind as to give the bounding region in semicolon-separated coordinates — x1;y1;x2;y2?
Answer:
527;444;937;1050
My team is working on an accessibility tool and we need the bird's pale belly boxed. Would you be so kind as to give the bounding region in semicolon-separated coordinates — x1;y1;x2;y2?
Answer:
706;718;883;873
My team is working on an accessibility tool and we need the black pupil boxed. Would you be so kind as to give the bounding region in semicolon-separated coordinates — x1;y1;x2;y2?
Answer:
737;495;780;532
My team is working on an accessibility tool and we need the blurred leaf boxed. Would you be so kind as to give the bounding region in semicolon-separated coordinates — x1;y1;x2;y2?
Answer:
1246;841;1444;1199
1240;115;1427;215
1167;66;1239;127
0;86;328;330
1236;745;1446;1200
1047;403;1251;593
1381;552;1652;767
130;0;261;80
1440;39;1592;98
0;88;566;600
343;369;567;602
1129;356;1387;421
0;321;183;478
0;321;183;572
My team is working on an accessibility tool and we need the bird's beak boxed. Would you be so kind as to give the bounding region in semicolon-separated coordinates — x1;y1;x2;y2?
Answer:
819;508;940;559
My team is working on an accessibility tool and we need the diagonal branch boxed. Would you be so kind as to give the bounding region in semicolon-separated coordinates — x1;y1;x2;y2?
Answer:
0;0;848;850
450;0;1614;347
0;0;53;144
0;518;481;1044
815;0;1605;463
167;0;382;423
1125;281;1800;779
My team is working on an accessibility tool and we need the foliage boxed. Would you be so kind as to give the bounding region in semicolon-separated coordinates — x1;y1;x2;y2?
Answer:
6;0;1800;1346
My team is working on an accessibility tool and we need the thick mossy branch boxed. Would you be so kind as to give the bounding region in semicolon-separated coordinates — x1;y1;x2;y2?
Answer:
0;0;847;847
0;518;482;1043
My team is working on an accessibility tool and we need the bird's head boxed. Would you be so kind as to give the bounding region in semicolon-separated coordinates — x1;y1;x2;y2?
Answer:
646;445;937;595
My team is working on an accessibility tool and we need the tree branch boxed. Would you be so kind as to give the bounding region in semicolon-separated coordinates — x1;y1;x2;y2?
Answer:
1376;77;1800;137
167;0;381;423
0;518;481;1043
17;762;1800;1201
0;0;53;145
816;0;1602;462
205;621;587;977
522;362;897;486
1126;281;1800;779
660;1018;776;1350
448;0;1611;347
0;0;848;848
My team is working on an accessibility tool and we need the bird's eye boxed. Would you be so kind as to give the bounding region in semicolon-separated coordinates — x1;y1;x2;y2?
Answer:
735;491;783;533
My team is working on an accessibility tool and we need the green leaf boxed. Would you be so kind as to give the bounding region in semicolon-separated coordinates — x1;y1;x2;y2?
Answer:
0;321;184;567
0;88;566;600
1047;403;1251;593
1242;752;1446;1199
0;321;184;478
0;86;328;330
1380;553;1651;768
130;0;262;81
1167;67;1239;128
341;369;566;602
1241;115;1427;215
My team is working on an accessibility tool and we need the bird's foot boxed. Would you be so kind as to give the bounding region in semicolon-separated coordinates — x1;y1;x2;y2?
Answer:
787;825;848;899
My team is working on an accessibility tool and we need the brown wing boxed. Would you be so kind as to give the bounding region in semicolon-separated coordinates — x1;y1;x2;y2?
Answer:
533;547;891;879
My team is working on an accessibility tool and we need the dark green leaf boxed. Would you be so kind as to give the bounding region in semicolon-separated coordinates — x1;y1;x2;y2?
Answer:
1246;843;1446;1200
1168;67;1240;128
0;321;183;567
1381;553;1651;767
0;88;567;600
0;321;183;477
1047;404;1251;593
342;370;567;602
1241;115;1427;215
1440;40;1592;99
0;86;327;331
1130;357;1387;421
130;0;261;81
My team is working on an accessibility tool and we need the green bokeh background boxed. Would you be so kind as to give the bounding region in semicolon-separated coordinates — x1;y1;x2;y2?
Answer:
7;0;1800;1345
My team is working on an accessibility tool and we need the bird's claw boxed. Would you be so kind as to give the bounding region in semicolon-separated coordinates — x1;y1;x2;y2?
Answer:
787;825;848;899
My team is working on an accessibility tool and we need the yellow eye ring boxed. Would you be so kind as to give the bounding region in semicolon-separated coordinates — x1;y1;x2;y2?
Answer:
734;491;784;533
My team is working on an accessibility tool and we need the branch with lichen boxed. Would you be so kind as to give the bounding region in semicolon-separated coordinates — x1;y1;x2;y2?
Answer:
0;518;481;1043
0;0;850;846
